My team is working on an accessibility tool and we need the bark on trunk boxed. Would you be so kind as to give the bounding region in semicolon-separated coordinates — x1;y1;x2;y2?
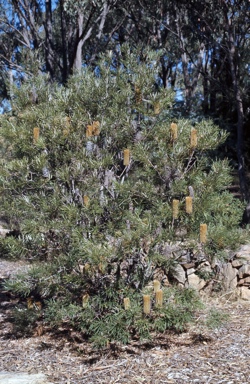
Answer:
45;0;54;79
73;13;84;71
226;12;248;201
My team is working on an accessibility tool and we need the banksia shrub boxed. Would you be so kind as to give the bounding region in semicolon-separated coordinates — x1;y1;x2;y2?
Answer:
0;46;244;345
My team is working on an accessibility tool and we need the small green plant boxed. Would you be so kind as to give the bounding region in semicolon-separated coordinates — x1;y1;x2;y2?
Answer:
11;307;40;336
205;308;230;329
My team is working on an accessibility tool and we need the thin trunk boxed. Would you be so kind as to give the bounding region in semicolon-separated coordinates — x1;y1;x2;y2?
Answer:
60;0;68;83
226;13;248;201
73;13;84;71
45;0;54;79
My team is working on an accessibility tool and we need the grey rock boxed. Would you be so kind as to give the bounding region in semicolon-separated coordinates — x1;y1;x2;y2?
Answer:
171;264;186;284
231;259;245;268
238;276;250;286
234;244;250;261
238;264;250;279
0;372;53;384
220;263;238;291
0;228;10;237
237;286;250;300
186;268;196;276
187;273;206;291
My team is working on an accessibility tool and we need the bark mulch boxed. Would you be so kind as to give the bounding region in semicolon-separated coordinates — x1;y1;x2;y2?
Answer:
0;259;250;384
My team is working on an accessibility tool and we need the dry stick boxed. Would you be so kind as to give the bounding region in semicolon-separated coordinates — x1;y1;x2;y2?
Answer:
181;149;196;178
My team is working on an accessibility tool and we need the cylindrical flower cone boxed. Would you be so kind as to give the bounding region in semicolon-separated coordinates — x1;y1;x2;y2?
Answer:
86;125;93;137
123;297;130;310
135;85;142;104
98;263;105;273
33;127;40;143
155;290;163;308
190;128;198;148
153;280;161;293
92;121;100;136
82;293;89;308
143;295;151;315
185;196;193;214
84;263;90;273
63;116;71;136
170;123;178;140
83;195;90;207
172;199;179;219
154;102;160;115
123;149;130;166
200;223;207;243
27;297;33;309
35;301;42;311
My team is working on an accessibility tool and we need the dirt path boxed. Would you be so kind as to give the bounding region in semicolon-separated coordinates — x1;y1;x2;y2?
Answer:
0;259;250;384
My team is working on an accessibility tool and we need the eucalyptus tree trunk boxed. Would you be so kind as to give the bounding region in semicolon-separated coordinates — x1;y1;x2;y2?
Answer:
45;0;54;79
225;9;249;201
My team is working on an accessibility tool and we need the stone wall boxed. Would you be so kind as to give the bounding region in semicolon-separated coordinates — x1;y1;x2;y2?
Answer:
1;223;250;299
165;244;250;300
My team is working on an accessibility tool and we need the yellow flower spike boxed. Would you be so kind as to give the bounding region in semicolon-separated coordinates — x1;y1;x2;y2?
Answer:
86;124;93;137
155;290;163;308
185;196;193;214
82;293;89;308
172;199;179;219
153;280;161;293
200;223;207;243
27;297;33;309
33;127;40;143
135;85;142;104
92;121;100;136
170;123;178;140
123;149;130;166
83;195;90;207
154;101;161;115
123;297;130;310
63;116;71;136
143;295;151;315
190;128;198;148
84;263;90;273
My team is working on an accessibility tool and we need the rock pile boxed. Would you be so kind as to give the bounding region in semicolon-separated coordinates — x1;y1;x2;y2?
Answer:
1;222;250;299
165;243;250;300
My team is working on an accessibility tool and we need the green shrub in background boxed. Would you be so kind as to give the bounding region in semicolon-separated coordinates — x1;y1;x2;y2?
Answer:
0;46;244;344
